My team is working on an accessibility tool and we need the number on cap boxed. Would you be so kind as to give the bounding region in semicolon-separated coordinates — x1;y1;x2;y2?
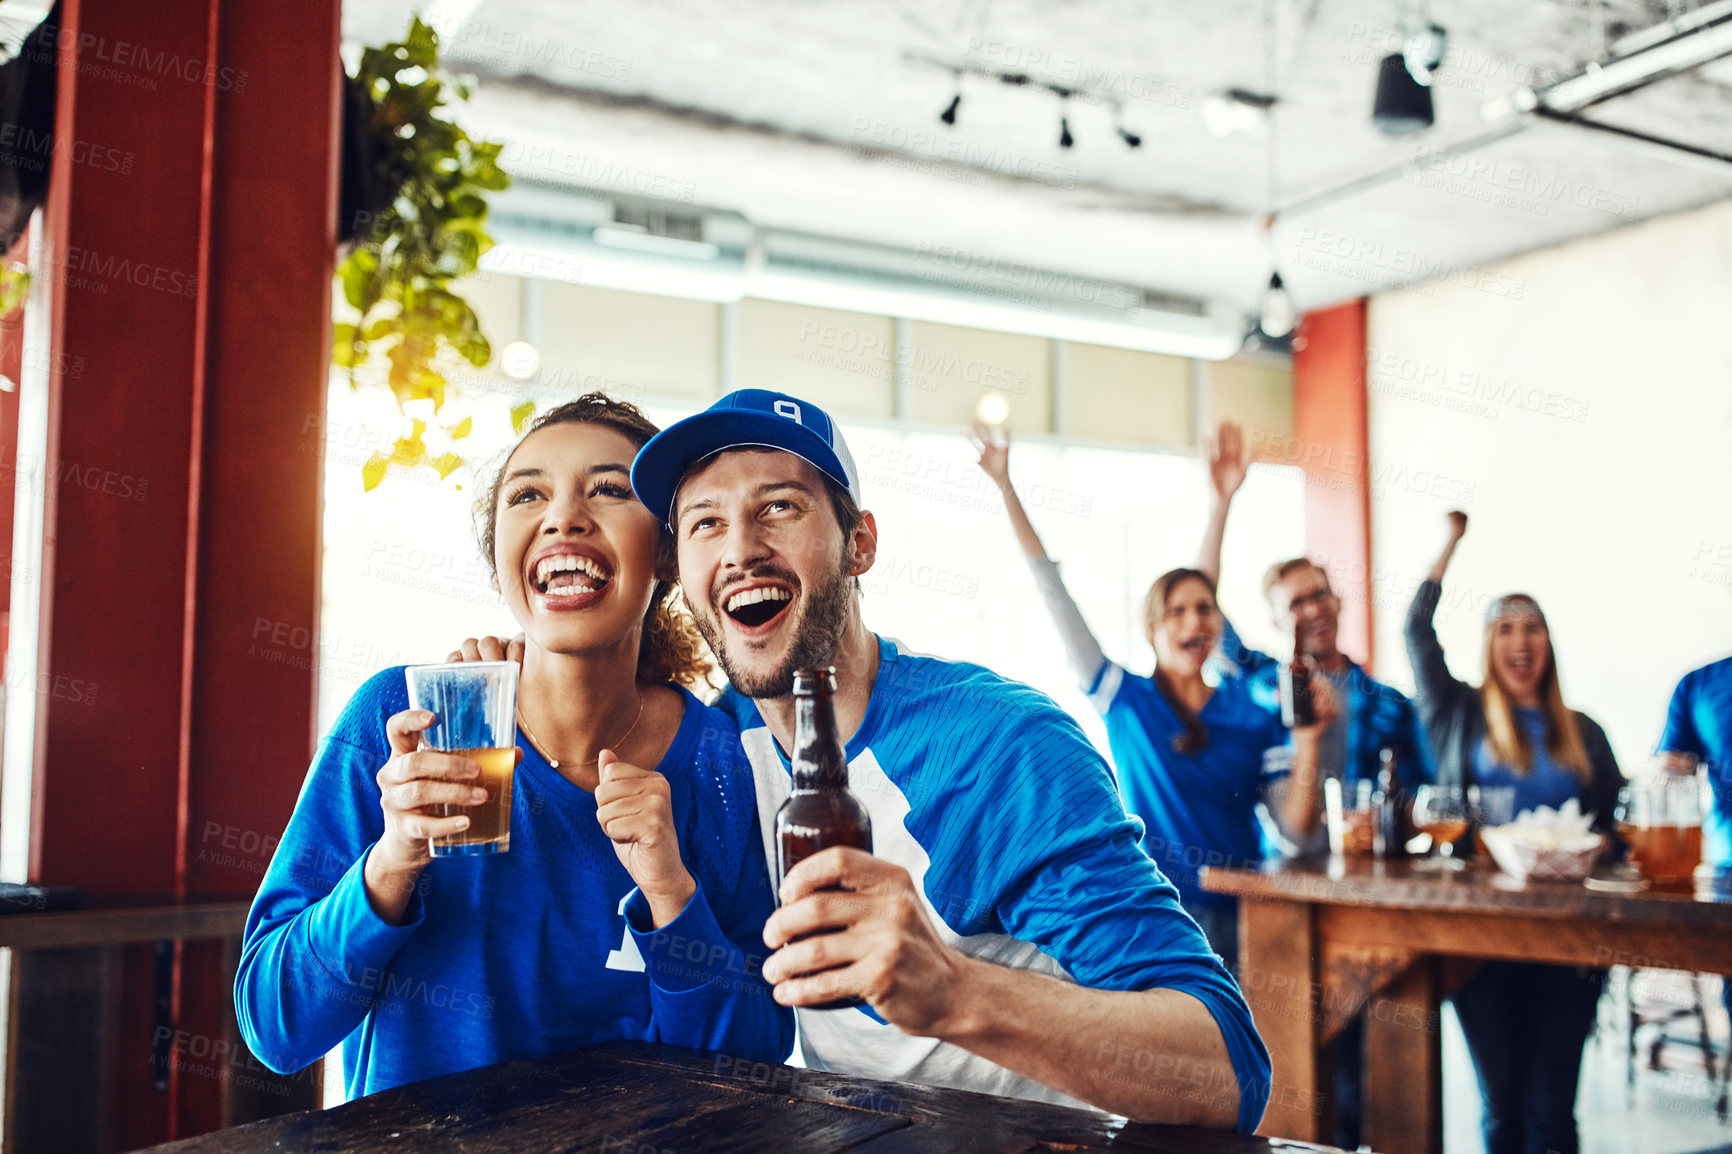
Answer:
773;400;803;424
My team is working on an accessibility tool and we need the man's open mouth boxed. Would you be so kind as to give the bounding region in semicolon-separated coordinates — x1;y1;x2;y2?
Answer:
723;584;793;629
532;552;612;597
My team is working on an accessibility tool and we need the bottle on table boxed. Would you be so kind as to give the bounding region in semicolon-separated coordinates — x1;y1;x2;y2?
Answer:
774;667;874;1010
1372;747;1402;859
1278;620;1316;729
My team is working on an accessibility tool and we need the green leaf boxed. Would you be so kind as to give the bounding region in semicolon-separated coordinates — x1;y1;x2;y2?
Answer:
340;14;511;492
361;453;389;491
332;323;362;368
510;401;536;435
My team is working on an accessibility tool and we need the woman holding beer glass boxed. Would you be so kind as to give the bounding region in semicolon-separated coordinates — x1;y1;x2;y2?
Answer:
972;425;1333;969
1406;509;1623;1154
237;395;794;1099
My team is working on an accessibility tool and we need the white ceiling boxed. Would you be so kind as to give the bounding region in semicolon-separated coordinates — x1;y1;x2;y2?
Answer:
343;0;1732;317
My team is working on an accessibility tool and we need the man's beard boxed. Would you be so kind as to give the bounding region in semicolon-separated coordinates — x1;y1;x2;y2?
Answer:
693;554;854;699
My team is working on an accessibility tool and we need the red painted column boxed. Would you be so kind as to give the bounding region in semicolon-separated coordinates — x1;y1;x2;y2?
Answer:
1292;300;1373;670
14;0;339;1142
177;0;341;1135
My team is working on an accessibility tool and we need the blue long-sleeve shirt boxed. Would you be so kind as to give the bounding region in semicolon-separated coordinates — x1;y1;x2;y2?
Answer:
1215;616;1434;790
236;667;793;1099
718;636;1272;1134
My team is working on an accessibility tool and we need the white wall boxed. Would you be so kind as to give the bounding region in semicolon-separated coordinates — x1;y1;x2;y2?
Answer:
1367;197;1732;772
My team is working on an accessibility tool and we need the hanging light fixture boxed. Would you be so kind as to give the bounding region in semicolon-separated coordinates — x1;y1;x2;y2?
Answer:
939;71;962;125
1251;0;1294;346
1259;270;1295;338
1373;8;1446;134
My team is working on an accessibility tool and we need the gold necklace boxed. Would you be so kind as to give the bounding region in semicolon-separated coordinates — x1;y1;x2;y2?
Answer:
517;694;645;770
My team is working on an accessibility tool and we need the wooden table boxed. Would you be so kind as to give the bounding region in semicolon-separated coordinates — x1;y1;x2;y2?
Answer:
0;900;249;949
134;1041;1350;1153
1201;858;1732;1154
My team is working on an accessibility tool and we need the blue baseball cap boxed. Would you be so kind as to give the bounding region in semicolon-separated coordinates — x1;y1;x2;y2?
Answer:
631;389;863;527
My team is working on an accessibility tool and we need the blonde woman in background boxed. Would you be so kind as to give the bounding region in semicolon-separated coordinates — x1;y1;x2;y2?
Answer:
1406;509;1624;1154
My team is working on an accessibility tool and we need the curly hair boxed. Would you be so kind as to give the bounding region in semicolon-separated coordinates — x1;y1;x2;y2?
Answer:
475;393;714;690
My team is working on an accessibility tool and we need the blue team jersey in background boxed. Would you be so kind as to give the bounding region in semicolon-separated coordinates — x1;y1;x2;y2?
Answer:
717;636;1272;1134
1473;709;1587;817
1084;657;1287;913
236;668;793;1099
1658;655;1732;868
1216;618;1434;790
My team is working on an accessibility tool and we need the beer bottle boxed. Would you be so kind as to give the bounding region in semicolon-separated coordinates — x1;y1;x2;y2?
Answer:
1279;620;1317;728
1372;748;1399;859
774;667;873;1011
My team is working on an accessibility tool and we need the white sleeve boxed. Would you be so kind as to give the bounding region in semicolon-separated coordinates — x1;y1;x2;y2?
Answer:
1025;556;1110;694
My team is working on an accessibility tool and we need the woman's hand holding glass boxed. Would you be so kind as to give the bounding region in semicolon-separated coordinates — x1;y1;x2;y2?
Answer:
365;708;511;923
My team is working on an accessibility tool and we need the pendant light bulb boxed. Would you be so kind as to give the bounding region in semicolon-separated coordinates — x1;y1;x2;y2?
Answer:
1259;271;1295;339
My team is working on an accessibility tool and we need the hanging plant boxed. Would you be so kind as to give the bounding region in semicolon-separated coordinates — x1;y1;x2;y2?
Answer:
335;16;517;491
0;3;59;317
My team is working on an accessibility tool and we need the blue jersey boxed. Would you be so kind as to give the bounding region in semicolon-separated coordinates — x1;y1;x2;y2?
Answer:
1216;618;1434;790
1085;657;1287;912
236;668;793;1099
1473;709;1586;816
717;636;1270;1134
1658;656;1732;868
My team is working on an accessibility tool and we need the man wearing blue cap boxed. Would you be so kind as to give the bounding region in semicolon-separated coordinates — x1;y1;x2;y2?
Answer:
626;389;1270;1130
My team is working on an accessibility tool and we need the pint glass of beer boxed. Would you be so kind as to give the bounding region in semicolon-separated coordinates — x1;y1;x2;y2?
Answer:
404;662;519;857
1617;770;1707;886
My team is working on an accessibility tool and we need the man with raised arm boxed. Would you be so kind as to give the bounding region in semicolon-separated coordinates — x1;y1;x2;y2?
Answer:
625;390;1269;1129
1192;421;1433;1150
1194;421;1433;857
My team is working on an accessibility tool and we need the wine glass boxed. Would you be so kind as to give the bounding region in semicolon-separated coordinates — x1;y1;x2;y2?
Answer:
1412;786;1470;871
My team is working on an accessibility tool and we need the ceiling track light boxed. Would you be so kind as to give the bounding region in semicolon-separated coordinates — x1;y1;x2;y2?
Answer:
1201;88;1277;137
1058;115;1074;148
940;91;961;126
1373;13;1446;134
1110;100;1142;148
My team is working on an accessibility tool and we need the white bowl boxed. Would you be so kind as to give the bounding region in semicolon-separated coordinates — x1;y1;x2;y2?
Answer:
1481;827;1605;883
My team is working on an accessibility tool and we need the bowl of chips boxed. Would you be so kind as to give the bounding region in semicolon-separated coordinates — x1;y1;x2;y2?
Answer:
1480;800;1605;883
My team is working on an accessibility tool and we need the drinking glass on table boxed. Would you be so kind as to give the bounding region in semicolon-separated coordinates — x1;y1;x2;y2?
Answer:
1468;784;1517;857
1325;777;1376;857
404;662;519;856
1412;786;1470;871
1617;770;1707;886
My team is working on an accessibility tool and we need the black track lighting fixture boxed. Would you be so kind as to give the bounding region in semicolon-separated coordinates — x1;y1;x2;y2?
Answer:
940;91;961;126
1373;15;1445;134
1109;100;1142;149
1059;115;1074;148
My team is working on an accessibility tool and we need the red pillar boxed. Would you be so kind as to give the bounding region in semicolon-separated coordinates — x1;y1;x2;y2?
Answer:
1293;300;1373;670
12;0;340;1142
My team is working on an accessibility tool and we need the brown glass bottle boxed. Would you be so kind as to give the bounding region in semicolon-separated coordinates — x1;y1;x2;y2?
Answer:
774;667;873;1011
1279;620;1317;728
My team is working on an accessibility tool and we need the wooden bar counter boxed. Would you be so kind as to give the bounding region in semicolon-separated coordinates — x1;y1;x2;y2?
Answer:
1200;857;1732;1154
133;1041;1349;1153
